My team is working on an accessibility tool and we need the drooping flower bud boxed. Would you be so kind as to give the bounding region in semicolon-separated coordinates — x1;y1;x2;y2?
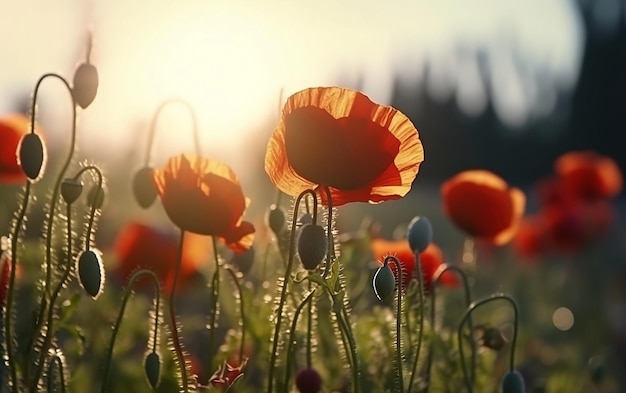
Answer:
373;258;396;301
18;133;46;181
482;327;507;351
298;213;313;226
132;167;157;208
266;204;286;235
295;368;322;393
72;63;99;109
76;249;104;299
87;185;105;209
144;351;161;389
297;224;327;270
501;370;525;393
61;178;83;204
407;216;433;253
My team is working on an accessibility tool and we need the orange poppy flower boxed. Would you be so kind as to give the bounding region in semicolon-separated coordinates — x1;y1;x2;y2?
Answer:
153;154;254;254
264;87;424;206
441;170;526;245
554;151;622;201
370;238;457;293
113;222;208;292
0;113;31;183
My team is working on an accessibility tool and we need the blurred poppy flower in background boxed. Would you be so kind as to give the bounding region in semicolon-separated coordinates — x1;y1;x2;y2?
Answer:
441;170;526;245
153;154;254;254
265;86;424;206
113;221;210;292
0;113;35;183
370;238;457;293
554;151;622;201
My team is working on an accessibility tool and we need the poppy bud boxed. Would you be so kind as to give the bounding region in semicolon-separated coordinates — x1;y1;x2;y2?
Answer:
144;351;161;389
501;370;525;393
298;213;313;226
266;204;286;235
295;368;322;393
132;167;157;208
373;258;396;301
482;327;507;350
18;133;46;181
407;216;433;253
87;185;105;209
297;224;327;270
72;63;99;109
76;249;104;299
61;178;83;205
231;246;255;275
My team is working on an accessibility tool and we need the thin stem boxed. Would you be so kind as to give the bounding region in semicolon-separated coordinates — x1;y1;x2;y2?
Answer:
283;290;315;393
408;253;426;393
169;230;190;392
266;189;317;393
29;73;77;389
223;265;246;363
423;265;473;393
46;354;67;393
457;294;519;393
306;281;313;368
144;98;201;166
72;165;104;251
338;307;361;393
100;269;161;393
6;182;32;392
207;236;221;368
321;186;333;279
394;258;404;392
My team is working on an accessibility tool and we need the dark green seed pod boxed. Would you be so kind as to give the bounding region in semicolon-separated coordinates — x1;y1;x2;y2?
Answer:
266;204;286;235
87;185;105;209
407;216;433;253
72;63;99;109
132;167;157;208
144;351;161;389
76;249;104;299
18;133;46;181
482;327;507;350
295;368;322;393
502;370;525;393
61;178;83;204
373;259;396;301
298;213;313;226
231;246;255;275
297;224;327;270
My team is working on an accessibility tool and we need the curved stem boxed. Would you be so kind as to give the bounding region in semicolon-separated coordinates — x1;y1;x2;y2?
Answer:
266;189;317;393
423;265;473;393
29;73;77;389
283;290;315;393
169;230;189;392
5;182;32;392
207;237;221;368
457;294;519;393
407;253;425;393
100;269;161;393
144;98;201;166
72;165;104;251
223;265;246;363
46;354;67;393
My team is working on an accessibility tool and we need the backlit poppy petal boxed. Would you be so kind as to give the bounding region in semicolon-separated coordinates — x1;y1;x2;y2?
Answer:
265;87;424;206
0;114;33;183
153;154;255;253
441;170;526;245
554;151;623;201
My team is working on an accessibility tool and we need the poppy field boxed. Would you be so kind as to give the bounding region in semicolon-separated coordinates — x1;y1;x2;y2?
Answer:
0;38;625;393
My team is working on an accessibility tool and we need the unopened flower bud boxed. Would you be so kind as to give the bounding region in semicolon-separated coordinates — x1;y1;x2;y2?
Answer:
72;63;99;109
76;249;104;299
132;167;157;208
295;368;322;393
297;224;327;270
502;370;525;393
407;216;433;253
144;351;161;389
18;133;46;181
373;258;396;301
61;178;83;204
266;204;286;235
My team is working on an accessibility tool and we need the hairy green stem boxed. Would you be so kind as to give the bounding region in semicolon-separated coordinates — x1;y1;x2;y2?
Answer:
46;354;67;393
169;231;189;392
207;237;221;369
223;263;246;363
100;269;161;393
266;189;317;393
395;258;404;392
283;290;315;393
408;254;425;393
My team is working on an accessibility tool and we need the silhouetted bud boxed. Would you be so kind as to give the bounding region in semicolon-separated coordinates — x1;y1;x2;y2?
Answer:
76;249;104;299
297;224;327;270
407;216;433;253
18;133;46;181
132;167;157;208
72;63;98;109
61;178;83;204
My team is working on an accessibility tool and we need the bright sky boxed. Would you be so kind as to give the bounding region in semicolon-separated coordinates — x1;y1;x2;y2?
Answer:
0;0;584;170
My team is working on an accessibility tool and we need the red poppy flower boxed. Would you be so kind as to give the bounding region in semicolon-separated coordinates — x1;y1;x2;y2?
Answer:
371;238;457;293
0;114;32;183
512;216;550;261
554;151;622;201
441;170;526;245
265;87;424;206
113;222;208;292
153;154;254;254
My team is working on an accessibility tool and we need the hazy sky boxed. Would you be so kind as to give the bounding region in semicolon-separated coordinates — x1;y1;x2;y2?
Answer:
0;0;584;168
